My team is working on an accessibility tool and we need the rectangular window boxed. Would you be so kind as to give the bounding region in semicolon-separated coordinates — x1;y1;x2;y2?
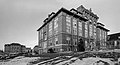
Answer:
43;41;47;48
85;40;88;47
55;36;58;44
54;17;58;35
54;17;58;28
40;42;43;48
73;18;77;35
66;15;71;23
66;15;71;33
78;21;82;36
85;22;88;38
66;37;70;44
100;29;101;40
101;30;102;41
93;25;96;39
44;26;47;40
104;31;107;42
41;29;43;39
73;39;77;45
103;31;105;39
39;30;41;40
44;32;47;40
89;24;92;37
49;21;52;37
49;39;52;46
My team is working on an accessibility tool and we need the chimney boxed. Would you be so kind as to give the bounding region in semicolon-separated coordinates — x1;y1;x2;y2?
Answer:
48;12;55;18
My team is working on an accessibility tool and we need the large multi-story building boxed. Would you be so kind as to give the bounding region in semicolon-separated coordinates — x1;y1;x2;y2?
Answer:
37;5;109;54
4;43;26;54
107;33;120;49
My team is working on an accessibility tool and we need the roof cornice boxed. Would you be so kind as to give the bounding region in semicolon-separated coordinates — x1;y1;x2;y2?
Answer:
37;7;88;31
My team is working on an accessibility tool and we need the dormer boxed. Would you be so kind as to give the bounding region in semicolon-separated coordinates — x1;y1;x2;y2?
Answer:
43;12;55;23
77;5;85;13
48;12;55;18
43;18;49;23
70;8;78;14
97;22;105;27
77;5;99;22
70;8;83;17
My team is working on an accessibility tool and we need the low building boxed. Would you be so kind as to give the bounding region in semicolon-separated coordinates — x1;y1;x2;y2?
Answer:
25;47;32;53
107;33;120;49
0;50;5;56
33;45;39;54
21;45;26;53
4;43;26;54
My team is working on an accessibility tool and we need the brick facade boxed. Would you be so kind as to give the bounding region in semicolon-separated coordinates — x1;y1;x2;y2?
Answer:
37;5;109;54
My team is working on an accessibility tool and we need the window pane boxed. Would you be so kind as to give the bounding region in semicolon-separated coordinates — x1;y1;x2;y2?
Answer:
66;15;71;33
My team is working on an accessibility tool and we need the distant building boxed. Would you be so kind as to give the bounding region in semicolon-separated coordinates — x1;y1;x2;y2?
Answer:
25;47;32;53
4;43;26;54
21;45;26;53
37;5;109;54
107;33;120;49
0;50;5;56
33;45;39;54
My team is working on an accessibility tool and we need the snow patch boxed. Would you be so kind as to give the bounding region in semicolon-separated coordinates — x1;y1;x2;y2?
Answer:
0;56;40;65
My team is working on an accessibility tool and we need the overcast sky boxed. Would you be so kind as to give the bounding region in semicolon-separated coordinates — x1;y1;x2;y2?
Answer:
0;0;120;50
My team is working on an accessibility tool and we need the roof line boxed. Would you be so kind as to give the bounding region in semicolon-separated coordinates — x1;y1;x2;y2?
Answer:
108;32;120;36
97;26;110;31
37;7;88;31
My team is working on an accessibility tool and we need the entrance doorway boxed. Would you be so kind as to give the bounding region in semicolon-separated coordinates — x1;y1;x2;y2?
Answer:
77;39;85;52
